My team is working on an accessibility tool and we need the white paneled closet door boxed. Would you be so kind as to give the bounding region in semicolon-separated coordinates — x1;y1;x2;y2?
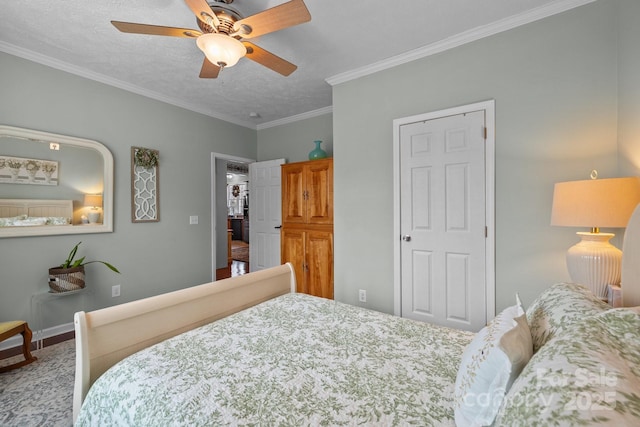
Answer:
399;110;487;331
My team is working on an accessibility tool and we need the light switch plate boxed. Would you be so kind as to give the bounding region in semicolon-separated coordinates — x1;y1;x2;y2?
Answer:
189;215;198;225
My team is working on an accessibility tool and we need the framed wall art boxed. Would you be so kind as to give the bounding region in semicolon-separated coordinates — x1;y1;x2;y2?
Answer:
131;147;159;222
0;155;59;185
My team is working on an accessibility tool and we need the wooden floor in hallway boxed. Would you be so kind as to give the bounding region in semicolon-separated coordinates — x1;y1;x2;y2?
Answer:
216;240;249;280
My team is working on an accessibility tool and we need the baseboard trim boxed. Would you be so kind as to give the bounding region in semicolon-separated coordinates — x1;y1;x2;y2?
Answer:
0;322;75;359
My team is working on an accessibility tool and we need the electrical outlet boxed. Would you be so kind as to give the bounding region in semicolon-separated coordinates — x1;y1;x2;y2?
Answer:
359;289;367;303
112;284;121;298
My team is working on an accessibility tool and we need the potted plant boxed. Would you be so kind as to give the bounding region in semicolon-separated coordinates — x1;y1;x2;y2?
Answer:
48;242;120;293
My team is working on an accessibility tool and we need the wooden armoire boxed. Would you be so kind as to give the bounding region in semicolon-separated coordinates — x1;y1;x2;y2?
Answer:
281;158;333;299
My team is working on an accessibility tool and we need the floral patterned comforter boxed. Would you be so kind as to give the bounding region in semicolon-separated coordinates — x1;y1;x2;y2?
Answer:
76;293;474;426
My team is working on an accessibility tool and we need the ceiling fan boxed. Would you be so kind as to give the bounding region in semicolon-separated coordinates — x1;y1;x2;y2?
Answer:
111;0;311;78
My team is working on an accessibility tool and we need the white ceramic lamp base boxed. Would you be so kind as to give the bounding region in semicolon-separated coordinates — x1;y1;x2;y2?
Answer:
88;211;100;224
566;232;622;299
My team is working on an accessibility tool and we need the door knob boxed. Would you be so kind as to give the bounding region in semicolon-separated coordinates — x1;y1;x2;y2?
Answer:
274;225;282;229
401;235;411;242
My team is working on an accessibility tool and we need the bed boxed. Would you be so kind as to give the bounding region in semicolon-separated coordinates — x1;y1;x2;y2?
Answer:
0;198;72;227
73;212;640;425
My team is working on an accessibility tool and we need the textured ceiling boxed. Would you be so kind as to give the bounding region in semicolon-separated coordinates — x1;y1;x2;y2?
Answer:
0;0;587;129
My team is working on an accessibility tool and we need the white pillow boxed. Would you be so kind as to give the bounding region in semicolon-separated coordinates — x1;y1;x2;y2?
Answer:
45;216;70;225
12;216;47;226
454;296;533;426
0;214;27;227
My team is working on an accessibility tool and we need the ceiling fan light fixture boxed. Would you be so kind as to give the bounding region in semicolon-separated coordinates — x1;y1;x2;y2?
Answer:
196;33;246;68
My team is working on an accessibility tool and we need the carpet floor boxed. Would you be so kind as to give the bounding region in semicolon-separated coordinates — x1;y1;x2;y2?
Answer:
0;340;74;426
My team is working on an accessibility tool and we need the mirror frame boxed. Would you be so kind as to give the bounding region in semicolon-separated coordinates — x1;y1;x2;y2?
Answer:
0;125;114;238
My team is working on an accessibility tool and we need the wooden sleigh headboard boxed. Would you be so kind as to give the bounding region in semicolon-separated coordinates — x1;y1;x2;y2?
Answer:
73;263;296;421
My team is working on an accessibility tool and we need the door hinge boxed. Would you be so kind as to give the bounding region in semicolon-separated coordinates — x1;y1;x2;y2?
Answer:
485;226;488;237
483;127;487;140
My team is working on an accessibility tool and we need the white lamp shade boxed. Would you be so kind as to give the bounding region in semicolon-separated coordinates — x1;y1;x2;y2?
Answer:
196;34;246;68
84;194;102;208
551;177;640;228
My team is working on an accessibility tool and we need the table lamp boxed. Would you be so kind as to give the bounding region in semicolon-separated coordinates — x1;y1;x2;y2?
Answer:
84;194;103;224
551;174;640;299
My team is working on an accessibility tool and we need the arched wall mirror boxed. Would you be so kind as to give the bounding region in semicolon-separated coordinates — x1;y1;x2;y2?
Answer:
0;125;114;238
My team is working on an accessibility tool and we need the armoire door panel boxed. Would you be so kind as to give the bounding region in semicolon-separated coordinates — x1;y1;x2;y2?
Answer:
281;229;306;293
306;230;333;299
282;164;305;224
306;160;333;224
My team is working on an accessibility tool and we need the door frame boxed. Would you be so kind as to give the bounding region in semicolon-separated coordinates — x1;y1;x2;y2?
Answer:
210;152;255;281
392;100;496;322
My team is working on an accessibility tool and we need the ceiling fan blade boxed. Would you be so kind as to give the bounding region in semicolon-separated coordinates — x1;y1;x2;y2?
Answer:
184;0;220;31
111;21;202;38
234;0;311;39
199;58;221;78
242;42;297;76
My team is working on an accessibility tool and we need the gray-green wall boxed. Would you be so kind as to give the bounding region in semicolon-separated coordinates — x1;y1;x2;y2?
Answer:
2;0;639;336
257;113;333;163
618;0;640;176
333;0;626;313
0;53;256;329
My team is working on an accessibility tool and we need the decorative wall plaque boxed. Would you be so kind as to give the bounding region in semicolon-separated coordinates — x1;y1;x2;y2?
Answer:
131;147;159;222
0;155;58;185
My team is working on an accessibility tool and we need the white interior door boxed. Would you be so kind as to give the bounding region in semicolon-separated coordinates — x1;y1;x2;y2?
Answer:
249;159;285;271
399;110;487;331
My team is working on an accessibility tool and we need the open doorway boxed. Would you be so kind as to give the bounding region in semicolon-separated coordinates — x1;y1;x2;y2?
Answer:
226;162;250;278
211;153;254;281
211;154;284;281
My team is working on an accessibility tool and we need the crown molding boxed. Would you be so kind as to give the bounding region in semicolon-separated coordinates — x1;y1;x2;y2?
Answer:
0;0;596;130
257;106;333;130
326;0;597;86
0;41;257;129
1;37;328;130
